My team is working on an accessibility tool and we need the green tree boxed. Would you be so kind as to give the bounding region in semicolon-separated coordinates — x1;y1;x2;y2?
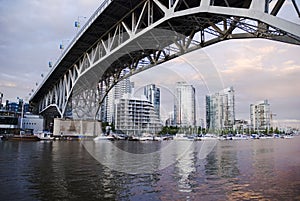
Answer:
159;126;179;135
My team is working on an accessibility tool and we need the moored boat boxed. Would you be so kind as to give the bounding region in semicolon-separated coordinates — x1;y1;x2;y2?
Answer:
93;135;114;141
231;134;249;140
35;132;54;140
281;135;294;139
173;134;194;141
112;133;128;140
138;134;154;141
9;135;40;141
200;134;218;140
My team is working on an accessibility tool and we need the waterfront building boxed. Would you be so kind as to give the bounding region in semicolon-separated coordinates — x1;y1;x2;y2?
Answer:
5;100;29;113
174;81;196;127
206;87;235;133
0;99;32;135
250;100;270;133
0;110;19;135
6;101;18;112
234;119;249;134
165;112;175;126
143;84;160;117
22;114;44;134
114;93;162;136
102;76;133;124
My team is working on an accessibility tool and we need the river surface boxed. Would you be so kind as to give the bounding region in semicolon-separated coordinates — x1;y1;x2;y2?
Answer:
1;137;300;201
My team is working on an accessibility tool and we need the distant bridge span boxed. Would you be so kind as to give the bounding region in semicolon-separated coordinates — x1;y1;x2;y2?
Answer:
30;0;300;121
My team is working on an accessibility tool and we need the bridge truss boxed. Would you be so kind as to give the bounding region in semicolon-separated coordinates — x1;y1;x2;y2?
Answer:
30;0;300;121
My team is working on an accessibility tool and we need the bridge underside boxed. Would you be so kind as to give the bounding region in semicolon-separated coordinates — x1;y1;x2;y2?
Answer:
30;0;300;121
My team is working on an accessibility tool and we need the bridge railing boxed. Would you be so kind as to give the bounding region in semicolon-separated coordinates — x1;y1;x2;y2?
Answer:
55;0;113;70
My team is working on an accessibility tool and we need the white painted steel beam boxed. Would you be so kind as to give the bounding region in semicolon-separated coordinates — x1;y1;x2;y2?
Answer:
31;0;300;119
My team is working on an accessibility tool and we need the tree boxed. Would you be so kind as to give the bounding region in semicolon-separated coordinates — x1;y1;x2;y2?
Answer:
158;126;179;135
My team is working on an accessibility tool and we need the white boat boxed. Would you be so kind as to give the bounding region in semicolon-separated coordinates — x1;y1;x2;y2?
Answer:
273;134;281;138
93;135;114;141
259;135;273;139
231;134;249;140
137;134;154;141
250;134;260;139
112;133;128;140
153;136;163;141
35;132;54;140
173;134;194;141
201;134;218;140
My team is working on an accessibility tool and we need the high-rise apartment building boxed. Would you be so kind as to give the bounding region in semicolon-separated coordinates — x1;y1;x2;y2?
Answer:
102;77;133;123
174;82;196;127
206;87;235;133
114;94;162;135
143;84;160;117
250;100;270;132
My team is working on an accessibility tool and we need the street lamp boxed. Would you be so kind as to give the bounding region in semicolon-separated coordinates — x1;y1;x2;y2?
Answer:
59;39;70;53
48;61;53;68
75;16;87;33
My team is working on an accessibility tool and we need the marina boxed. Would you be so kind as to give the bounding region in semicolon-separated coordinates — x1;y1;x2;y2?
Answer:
1;131;296;142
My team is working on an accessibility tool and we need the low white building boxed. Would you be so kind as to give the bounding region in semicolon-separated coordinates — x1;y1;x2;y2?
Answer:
22;114;44;134
115;93;162;136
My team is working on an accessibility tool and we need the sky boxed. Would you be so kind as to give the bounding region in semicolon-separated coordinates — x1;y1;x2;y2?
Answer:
0;0;299;127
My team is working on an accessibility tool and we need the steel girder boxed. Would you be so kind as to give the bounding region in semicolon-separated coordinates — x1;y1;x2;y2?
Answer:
31;0;300;119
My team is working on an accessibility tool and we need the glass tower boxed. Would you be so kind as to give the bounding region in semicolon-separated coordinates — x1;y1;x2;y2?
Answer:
174;82;196;127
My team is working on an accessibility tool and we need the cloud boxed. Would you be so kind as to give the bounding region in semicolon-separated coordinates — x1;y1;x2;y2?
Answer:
206;39;300;120
0;82;17;88
0;0;100;101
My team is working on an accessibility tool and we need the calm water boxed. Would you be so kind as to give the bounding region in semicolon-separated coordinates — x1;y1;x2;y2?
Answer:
1;137;300;201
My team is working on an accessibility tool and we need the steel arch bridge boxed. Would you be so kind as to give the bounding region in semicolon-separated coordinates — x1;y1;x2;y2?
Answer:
30;0;300;122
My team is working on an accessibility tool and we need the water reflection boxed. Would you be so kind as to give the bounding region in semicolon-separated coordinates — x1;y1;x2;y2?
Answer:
0;137;300;200
82;140;202;174
29;142;120;200
174;142;196;193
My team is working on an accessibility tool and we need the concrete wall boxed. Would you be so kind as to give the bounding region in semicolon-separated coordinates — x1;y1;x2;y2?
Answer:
53;118;102;136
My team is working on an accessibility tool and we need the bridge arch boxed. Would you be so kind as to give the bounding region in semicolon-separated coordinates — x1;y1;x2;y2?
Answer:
30;0;300;122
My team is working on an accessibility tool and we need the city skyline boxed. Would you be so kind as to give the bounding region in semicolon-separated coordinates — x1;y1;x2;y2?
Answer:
0;0;299;128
